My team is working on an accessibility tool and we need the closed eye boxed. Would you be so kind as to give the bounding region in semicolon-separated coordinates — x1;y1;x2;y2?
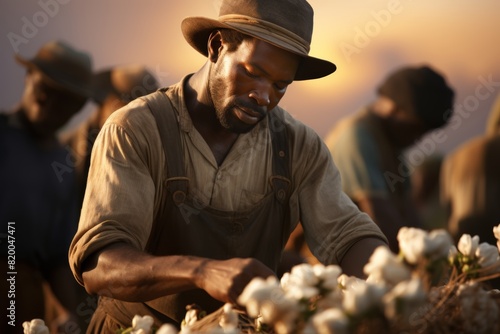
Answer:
244;67;259;78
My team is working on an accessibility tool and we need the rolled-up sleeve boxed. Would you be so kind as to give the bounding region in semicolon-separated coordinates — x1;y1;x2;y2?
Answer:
69;101;163;285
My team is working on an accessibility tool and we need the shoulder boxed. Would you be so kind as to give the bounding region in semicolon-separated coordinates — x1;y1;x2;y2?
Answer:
325;114;374;154
445;136;487;165
443;135;497;175
274;106;326;156
97;95;164;163
105;96;157;132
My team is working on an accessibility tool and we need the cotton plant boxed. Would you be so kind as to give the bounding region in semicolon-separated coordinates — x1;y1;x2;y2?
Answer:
280;264;320;301
382;277;427;322
396;227;455;287
181;304;206;331
397;227;453;265
218;303;241;334
281;263;343;309
54;225;500;334
449;233;500;280
124;315;155;334
155;324;180;334
303;308;349;334
457;282;500;334
237;263;349;334
237;275;285;319
493;224;500;251
22;319;49;334
363;245;411;287
341;279;385;317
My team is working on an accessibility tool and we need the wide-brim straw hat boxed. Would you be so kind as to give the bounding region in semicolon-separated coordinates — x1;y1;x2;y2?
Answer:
15;40;93;98
181;0;336;81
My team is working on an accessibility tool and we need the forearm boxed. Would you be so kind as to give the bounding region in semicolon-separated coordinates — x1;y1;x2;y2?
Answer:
81;242;276;304
339;237;387;278
81;243;204;302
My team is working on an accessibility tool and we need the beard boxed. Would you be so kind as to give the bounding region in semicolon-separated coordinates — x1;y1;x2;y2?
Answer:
208;66;265;134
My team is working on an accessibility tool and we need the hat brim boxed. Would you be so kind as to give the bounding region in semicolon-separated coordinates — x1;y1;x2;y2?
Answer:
181;16;336;81
15;54;93;98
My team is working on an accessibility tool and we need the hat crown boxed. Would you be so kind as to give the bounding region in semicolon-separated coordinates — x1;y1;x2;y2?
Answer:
218;0;313;46
377;65;455;129
16;40;92;97
181;0;336;80
37;41;91;81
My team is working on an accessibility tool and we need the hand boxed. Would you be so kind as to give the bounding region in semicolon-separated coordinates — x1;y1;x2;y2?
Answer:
196;258;275;305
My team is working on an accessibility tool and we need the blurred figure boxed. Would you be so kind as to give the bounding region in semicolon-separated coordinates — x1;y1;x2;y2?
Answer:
0;40;93;333
411;154;447;231
441;93;500;246
67;65;159;200
324;65;455;252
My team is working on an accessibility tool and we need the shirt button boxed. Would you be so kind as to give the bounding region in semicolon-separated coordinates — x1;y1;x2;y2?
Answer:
216;172;222;180
232;222;244;234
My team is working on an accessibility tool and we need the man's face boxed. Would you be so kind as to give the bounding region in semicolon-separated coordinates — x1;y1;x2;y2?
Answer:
21;68;87;137
209;37;300;133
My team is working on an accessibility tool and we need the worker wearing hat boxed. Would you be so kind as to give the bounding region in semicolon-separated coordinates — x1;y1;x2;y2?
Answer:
0;40;93;334
69;1;388;331
325;65;455;253
67;64;159;202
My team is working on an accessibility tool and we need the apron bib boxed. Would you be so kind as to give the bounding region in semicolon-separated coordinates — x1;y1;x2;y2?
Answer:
88;89;293;332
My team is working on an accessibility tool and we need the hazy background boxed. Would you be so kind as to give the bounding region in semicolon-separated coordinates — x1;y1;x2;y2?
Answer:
2;0;499;156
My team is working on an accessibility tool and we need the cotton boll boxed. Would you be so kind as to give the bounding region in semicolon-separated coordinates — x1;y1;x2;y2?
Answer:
476;242;500;274
426;229;453;261
22;319;49;334
382;278;427;320
156;324;179;334
364;246;411;287
457;234;480;258
342;280;385;316
131;315;154;334
313;264;342;291
397;227;428;264
219;303;239;331
310;308;349;334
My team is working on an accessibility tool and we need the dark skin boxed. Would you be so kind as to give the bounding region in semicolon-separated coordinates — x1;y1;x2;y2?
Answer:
82;31;386;306
15;68;87;142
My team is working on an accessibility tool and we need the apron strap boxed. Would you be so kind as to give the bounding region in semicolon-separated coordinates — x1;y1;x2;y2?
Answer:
140;89;189;204
268;108;291;204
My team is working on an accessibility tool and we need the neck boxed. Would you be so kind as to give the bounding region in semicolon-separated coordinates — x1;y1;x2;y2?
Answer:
184;62;213;112
184;62;239;166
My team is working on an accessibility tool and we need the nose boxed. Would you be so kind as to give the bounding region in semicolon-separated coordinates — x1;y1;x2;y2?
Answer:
249;90;270;106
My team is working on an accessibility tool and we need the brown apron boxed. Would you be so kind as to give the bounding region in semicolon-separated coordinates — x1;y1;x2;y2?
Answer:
87;89;292;332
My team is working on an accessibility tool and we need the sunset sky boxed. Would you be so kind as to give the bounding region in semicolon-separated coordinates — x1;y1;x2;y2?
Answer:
2;0;499;155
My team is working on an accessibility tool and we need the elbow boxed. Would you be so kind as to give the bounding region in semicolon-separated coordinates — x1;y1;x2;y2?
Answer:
80;258;102;296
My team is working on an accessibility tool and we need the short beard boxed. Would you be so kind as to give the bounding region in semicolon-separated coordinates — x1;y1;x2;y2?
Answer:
208;66;256;134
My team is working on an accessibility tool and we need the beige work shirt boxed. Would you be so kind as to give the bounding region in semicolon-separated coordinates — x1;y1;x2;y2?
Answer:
69;76;387;284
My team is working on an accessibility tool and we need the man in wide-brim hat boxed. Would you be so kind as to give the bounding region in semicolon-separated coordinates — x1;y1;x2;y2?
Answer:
0;40;92;334
13;40;93;139
66;64;160;204
69;0;388;332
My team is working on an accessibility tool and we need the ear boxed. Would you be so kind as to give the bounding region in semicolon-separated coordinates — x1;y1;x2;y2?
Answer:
207;30;223;63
